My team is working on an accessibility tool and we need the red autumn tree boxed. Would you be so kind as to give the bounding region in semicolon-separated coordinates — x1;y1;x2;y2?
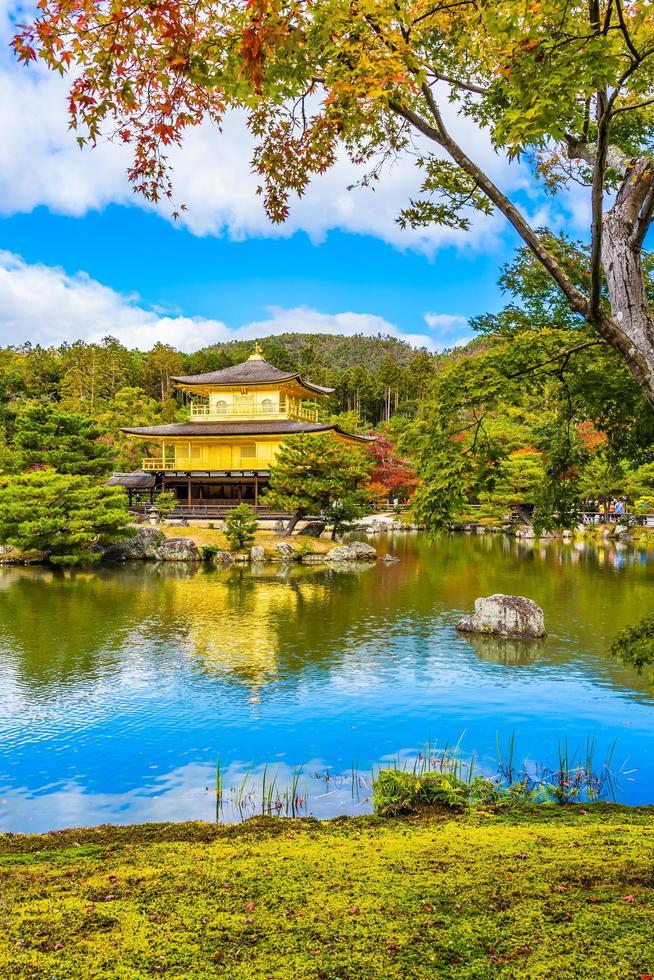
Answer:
368;434;417;503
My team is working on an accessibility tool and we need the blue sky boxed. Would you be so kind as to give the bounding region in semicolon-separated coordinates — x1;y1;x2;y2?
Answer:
0;205;511;339
0;1;588;353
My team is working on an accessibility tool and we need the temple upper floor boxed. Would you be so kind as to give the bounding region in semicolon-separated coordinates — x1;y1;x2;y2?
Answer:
171;346;333;423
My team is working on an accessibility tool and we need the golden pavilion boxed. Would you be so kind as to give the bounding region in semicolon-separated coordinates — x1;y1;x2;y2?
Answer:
113;345;372;513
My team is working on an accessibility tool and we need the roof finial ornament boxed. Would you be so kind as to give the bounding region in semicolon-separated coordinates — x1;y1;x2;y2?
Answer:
249;341;264;361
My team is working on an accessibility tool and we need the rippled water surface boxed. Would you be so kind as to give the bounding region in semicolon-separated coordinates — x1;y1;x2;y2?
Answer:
2;532;654;831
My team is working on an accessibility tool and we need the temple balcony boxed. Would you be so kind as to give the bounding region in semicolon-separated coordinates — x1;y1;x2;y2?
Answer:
142;457;175;471
189;404;319;423
141;456;274;471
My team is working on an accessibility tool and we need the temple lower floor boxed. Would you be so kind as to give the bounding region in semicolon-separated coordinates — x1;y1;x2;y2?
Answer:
107;469;285;513
162;472;270;507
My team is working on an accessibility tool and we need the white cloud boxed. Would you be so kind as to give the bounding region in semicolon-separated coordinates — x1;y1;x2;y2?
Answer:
0;2;547;255
0;249;443;351
424;312;469;332
422;312;473;351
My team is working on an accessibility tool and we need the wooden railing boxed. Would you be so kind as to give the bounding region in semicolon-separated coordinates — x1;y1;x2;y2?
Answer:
129;503;292;518
142;457;175;471
189;404;319;422
141;457;275;471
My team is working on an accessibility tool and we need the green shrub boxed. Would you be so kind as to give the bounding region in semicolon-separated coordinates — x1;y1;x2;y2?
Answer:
373;769;472;814
224;503;257;550
156;490;177;517
201;544;220;561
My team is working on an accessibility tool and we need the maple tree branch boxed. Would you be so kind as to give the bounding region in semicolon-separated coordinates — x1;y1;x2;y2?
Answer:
429;71;488;96
611;96;654;116
614;0;641;61
506;340;606;379
564;134;633;175
391;86;591;321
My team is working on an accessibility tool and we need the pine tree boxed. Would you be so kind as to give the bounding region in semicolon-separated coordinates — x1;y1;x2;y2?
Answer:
0;470;131;565
13;404;114;477
263;433;373;535
224;503;258;550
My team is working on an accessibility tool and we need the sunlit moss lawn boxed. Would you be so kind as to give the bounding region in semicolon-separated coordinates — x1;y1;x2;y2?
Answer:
158;525;334;555
1;807;653;979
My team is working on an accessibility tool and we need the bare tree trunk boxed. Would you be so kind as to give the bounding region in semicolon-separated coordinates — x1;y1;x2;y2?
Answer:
599;157;654;404
514;504;532;527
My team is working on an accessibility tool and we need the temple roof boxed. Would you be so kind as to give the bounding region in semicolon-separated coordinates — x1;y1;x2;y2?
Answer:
105;472;157;489
121;420;375;442
171;353;334;395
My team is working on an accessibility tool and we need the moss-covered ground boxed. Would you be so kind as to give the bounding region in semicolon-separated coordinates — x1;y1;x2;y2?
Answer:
158;525;333;556
1;806;653;978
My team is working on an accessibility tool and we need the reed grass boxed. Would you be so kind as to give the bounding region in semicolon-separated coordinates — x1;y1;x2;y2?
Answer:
212;732;629;823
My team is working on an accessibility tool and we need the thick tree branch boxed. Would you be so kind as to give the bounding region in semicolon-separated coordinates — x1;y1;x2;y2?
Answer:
506;340;606;379
389;88;591;321
565;134;633;175
633;182;654;249
589;90;610;319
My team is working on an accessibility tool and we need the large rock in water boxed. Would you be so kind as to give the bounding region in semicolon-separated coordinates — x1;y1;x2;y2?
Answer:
326;541;377;562
456;594;546;638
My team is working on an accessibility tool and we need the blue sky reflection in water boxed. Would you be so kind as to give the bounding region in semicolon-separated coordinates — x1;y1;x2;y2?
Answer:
1;533;653;832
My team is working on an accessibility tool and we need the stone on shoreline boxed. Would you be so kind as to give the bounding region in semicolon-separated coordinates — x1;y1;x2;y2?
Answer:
103;525;165;561
104;526;201;562
456;594;546;639
250;544;265;563
154;538;201;562
210;550;234;564
325;541;377;562
276;542;296;559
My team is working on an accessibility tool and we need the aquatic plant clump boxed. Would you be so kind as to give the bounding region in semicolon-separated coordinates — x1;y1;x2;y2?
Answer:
373;736;622;814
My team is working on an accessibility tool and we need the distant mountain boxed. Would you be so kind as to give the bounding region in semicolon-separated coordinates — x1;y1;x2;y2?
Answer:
191;332;426;373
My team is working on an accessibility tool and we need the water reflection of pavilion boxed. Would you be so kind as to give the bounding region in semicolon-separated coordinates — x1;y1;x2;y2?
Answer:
156;565;376;697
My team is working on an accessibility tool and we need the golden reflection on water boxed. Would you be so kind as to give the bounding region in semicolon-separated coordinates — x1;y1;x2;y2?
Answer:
163;568;333;695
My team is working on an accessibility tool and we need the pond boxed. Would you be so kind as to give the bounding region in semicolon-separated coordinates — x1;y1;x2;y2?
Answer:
1;532;653;832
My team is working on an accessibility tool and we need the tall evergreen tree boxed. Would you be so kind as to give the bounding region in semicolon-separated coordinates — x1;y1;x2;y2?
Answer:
13;404;114;477
0;470;131;565
264;433;373;535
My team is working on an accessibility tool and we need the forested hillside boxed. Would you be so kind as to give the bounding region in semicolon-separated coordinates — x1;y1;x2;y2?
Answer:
192;332;422;373
0;331;440;466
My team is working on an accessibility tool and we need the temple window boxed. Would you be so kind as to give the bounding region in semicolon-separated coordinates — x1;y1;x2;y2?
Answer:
261;398;274;413
215;399;228;415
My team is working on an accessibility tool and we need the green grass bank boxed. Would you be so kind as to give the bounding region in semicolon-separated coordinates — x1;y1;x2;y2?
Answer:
2;806;653;978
